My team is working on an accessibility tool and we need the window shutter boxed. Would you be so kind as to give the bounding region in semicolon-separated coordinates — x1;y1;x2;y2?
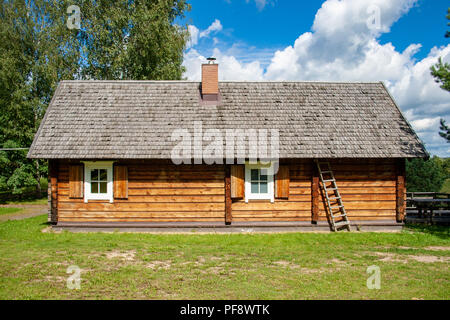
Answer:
275;166;290;199
114;166;128;199
231;165;244;199
69;165;84;199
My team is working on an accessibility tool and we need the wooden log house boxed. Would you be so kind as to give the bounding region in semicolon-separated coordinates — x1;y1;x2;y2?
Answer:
28;61;427;229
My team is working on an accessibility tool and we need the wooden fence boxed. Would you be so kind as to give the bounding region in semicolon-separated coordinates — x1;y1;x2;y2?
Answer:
406;192;450;225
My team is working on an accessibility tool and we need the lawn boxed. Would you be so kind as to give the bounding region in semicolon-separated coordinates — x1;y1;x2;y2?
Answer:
0;208;23;216
0;215;448;300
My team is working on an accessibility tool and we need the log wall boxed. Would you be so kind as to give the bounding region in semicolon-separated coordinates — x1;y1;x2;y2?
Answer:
57;161;225;222
55;159;400;223
231;159;398;222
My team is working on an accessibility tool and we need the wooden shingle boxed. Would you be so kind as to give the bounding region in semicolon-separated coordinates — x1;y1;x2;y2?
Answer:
27;81;427;160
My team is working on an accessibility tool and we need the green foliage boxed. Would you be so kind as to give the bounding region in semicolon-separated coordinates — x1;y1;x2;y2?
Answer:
431;57;450;92
441;178;450;193
446;7;450;38
440;119;450;142
77;0;190;80
0;140;42;193
0;0;190;196
406;156;449;192
430;9;450;92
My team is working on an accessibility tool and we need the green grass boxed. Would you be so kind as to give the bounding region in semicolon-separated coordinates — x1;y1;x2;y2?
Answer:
0;207;24;215
0;215;449;300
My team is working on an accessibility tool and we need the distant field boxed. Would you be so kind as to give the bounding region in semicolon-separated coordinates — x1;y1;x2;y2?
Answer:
0;215;449;300
1;198;47;206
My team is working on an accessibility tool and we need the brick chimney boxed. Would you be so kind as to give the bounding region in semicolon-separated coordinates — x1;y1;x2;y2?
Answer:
201;58;218;101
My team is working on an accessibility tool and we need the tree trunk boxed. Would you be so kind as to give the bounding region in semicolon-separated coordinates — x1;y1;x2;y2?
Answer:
35;159;41;197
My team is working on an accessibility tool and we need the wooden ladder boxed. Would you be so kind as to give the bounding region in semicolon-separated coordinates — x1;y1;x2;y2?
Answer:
315;160;351;232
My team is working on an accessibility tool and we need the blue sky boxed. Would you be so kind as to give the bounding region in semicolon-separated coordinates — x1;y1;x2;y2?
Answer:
182;0;449;62
180;0;450;157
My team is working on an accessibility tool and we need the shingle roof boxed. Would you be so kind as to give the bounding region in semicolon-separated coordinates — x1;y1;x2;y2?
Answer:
27;80;427;159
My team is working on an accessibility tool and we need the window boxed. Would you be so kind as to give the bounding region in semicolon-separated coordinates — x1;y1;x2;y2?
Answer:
245;163;274;203
90;169;108;194
83;161;113;203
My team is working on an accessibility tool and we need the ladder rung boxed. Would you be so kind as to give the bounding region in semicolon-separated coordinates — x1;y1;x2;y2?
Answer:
334;221;350;227
316;161;351;232
329;197;341;200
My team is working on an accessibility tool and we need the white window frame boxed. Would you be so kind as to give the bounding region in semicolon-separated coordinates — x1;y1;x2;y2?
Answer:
245;162;274;203
82;161;114;203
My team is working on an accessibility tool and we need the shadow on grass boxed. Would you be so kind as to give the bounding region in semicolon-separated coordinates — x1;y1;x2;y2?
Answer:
405;223;450;239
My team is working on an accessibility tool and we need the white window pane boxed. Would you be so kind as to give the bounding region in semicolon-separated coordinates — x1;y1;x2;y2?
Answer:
251;182;259;194
91;182;98;194
260;182;268;193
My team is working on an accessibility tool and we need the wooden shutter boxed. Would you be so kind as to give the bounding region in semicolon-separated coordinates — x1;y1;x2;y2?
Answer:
114;166;128;199
231;165;244;199
69;165;84;199
275;166;290;199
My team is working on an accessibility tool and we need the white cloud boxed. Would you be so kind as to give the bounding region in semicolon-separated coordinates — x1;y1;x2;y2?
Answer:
253;0;267;11
187;25;199;48
184;48;264;81
183;0;450;156
411;117;441;131
183;49;207;81
199;19;223;38
227;0;273;11
187;20;223;49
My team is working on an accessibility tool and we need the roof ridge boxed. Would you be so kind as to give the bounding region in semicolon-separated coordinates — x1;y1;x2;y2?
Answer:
60;80;383;84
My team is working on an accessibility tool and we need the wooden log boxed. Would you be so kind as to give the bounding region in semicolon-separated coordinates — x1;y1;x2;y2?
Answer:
396;158;406;222
225;166;232;225
311;163;319;223
58;195;226;203
59;217;225;223
59;211;226;218
49;160;58;223
59;181;226;189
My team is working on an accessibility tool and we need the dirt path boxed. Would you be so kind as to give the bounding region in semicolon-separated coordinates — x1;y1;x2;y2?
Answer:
0;204;47;221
